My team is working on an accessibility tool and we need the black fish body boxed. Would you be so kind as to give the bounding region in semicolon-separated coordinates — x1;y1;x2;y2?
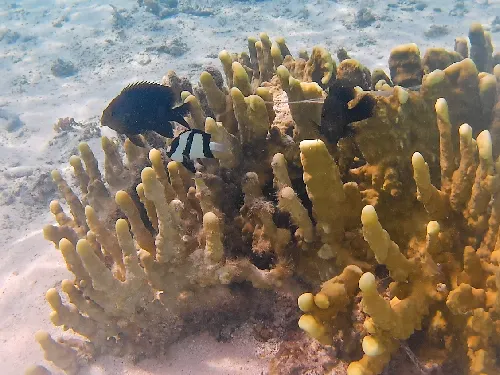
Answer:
101;82;191;145
320;82;376;145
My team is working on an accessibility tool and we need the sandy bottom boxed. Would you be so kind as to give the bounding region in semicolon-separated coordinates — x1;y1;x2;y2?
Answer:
94;331;269;375
0;230;274;375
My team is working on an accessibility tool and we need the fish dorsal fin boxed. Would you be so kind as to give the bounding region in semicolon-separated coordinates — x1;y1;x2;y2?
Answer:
120;81;177;102
121;81;161;93
328;84;356;104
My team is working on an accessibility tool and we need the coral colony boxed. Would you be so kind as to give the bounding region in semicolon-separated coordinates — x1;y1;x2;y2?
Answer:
26;22;500;375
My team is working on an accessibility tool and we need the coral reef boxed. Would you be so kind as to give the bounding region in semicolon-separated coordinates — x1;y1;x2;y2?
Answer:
30;22;500;375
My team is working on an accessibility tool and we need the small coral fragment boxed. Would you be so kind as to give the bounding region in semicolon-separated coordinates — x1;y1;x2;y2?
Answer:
35;331;79;375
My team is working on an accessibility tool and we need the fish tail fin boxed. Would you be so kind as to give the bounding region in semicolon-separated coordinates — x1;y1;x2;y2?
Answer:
345;96;376;124
209;141;228;153
344;123;357;138
174;102;191;116
153;125;174;139
177;116;191;130
171;102;192;129
127;134;146;147
182;155;196;173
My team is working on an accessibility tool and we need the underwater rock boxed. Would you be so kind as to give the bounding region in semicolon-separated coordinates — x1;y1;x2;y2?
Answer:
355;7;376;28
139;0;212;18
50;59;78;78
0;27;20;44
4;166;35;179
133;52;152;66
53;117;80;133
336;48;351;62
424;24;450;39
0;108;24;132
110;4;133;30
449;0;468;17
149;37;189;57
415;2;427;11
492;16;500;33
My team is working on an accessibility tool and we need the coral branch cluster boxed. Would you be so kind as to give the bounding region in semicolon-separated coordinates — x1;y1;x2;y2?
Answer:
30;23;500;375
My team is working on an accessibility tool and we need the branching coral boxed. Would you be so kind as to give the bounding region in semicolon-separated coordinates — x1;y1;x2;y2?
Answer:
30;23;500;375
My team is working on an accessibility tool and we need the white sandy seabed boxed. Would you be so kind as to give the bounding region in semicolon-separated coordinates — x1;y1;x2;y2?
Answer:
0;0;499;374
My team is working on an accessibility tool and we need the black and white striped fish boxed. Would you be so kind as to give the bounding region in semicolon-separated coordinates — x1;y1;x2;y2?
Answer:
167;129;226;172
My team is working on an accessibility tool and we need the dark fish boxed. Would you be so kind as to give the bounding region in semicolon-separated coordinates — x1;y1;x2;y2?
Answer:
101;82;191;147
319;82;376;145
167;128;226;172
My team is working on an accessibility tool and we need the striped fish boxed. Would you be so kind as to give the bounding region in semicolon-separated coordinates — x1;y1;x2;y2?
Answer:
167;129;226;172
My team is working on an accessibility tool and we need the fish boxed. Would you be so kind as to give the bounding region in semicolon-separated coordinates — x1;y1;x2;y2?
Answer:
319;82;376;145
101;82;191;147
167;129;226;172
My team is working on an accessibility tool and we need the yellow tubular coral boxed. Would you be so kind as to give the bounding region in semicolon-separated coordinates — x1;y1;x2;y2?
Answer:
304;46;335;86
141;167;184;263
203;212;224;263
69;155;89;195
204;117;240;168
278;186;314;243
199;71;227;114
465;130;498;235
184;94;206;130
435;98;455;194
449;124;476;211
298;265;363;345
136;183;158;231
50;170;87;229
166;161;186;201
361;205;414;281
287;75;323;140
218;50;234;87
300;139;345;258
359;272;396;331
148;148;176;202
270;42;284;68
115;190;156;254
78;142;102;183
35;331;79;375
255;32;274;82
255;86;276;123
232;61;252;96
388;43;423;86
59;238;92;287
101;136;125;188
85;205;125;277
412;152;450;220
230;87;270;144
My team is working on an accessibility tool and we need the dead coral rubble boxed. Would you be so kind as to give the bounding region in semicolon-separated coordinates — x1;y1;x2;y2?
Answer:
30;23;500;375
